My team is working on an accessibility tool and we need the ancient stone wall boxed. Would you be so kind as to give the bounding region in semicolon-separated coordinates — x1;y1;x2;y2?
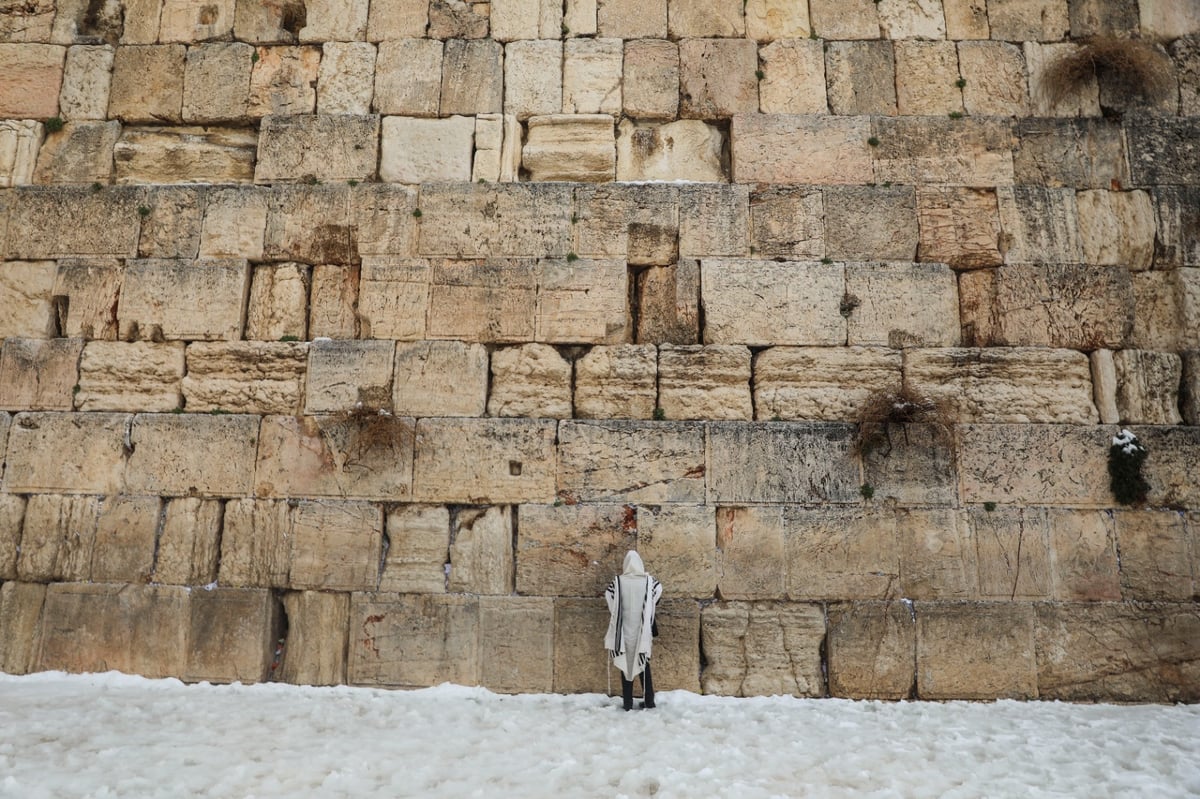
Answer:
1;0;1199;700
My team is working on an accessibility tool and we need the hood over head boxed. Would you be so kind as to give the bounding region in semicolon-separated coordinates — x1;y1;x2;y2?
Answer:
622;550;645;576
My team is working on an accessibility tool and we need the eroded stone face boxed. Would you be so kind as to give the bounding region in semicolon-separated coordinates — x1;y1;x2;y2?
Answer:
393;340;488;418
827;601;915;700
0;43;64;118
0;337;82;411
516;503;636;596
574;345;657;420
658;345;752;421
76;341;185;412
701;602;825;697
732;114;873;184
557;420;706;504
706;422;860;505
845;262;959;347
186;588;280;684
279;591;349;687
348;594;479;688
118;258;250;342
4;412;130;495
413;418;557;504
916;602;1038;700
126;413;260;497
702;259;845;347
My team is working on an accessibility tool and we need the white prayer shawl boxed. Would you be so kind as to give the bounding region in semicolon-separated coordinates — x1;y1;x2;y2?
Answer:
604;552;663;680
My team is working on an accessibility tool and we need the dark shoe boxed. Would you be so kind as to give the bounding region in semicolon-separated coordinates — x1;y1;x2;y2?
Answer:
639;701;655;709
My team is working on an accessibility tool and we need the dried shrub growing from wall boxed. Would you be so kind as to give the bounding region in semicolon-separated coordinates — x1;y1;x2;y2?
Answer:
855;386;952;457
1040;37;1175;109
324;403;413;468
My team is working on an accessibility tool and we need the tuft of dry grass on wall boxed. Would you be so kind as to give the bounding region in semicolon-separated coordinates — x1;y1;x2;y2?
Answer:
1040;37;1175;109
855;385;953;458
326;403;413;466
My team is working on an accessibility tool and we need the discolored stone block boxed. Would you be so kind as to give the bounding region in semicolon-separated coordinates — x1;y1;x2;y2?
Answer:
0;119;42;188
15;494;100;582
745;0;810;40
418;183;573;258
0;261;56;338
159;0;235;41
108;45;184;123
440;38;503;115
1013;118;1128;189
413;418;557;504
317;42;377;115
309;264;360;339
305;339;395;413
701;259;845;346
427;0;490;38
1152;186;1200;268
0;582;46;675
356;258;428;340
957;41;1029;116
0;0;55;42
701;602;825;697
0;493;24;579
348;593;479;688
7;186;141;259
0;337;82;412
0;43;64;118
557;420;706;504
957;424;1112;507
233;0;307;43
247;46;319;118
367;0;429;39
574;344;657;420
827;601;915;700
553;598;610;693
33;121;120;185
448;506;513;595
479;596;554;693
707;422;860;505
755;346;901;422
758;39;826;114
183;341;307;415
862;424;958;506
638;504;716;598
218;499;292;588
516;503;636;596
732;114;873;185
3;412;129;495
668;0;744;37
916;187;1002;270
1127;119;1200;188
997;186;1082;264
847;262;959;348
152;498;223;585
1113;350;1183;425
1131;269;1200;352
182;42;252;123
966;506;1052;600
256;114;379;184
136;187;204;260
636;262;700;345
379;505;449;594
870;117;1015;186
615;119;724;183
1046;508;1121;601
118;258;250;342
658;345;752;422
373;39;443;116
824;40;896;116
75;341;184;413
809;0;879;39
522;114;615;183
598;0;666;37
1114;510;1192;601
916;602;1038;700
1133;426;1200;526
747;187;824;260
488;344;572;419
185;588;280;684
679;38;758;119
113;126;257;185
713;507;784;600
897;509;977;600
288;500;384;591
575;184;679;265
562;38;622;115
280;591;349;686
988;0;1069;40
895;41;962;116
126;413;259;497
393;340;488;418
245;263;309;341
623;39;678;119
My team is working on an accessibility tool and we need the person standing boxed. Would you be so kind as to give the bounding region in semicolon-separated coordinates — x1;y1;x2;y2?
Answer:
604;551;663;711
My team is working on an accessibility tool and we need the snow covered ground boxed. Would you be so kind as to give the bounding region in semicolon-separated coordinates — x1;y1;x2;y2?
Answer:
1;672;1198;799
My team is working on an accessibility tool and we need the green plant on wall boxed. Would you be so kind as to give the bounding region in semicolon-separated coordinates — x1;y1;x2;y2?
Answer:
1109;429;1150;506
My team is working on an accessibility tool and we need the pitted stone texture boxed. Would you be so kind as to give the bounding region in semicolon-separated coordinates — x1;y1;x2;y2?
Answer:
753;347;902;422
232;0;305;42
563;0;597;36
198;186;267;260
827;601;915;700
707;422;860;505
1113;350;1183;425
113;127;257;185
441;39;503;115
152;498;223;585
895;41;961;116
290;501;384;591
824;186;918;263
305;339;395;413
1173;36;1200;117
89;495;163;583
356;258;428;340
747;187;824;260
247;46;320;118
998;187;1082;266
126;413;259;497
0;0;55;42
137;187;204;260
317;42;377;115
479;596;554;694
256;115;379;183
871;117;1015;186
0;582;46;675
159;0;235;42
16;494;101;582
959;264;1133;350
182;341;308;415
562;39;621;115
393;341;488;418
1114;511;1193;601
0;261;56;338
488;343;573;419
279;591;349;687
1068;0;1140;37
574;345;657;420
413;418;557;504
1131;269;1200;352
989;0;1069;40
809;0;879;39
1184;352;1200;426
957;424;1112;507
679;38;758;119
504;40;563;120
1035;603;1200;702
0;337;81;412
1152;187;1200;268
897;508;977;600
182;43;252;123
669;0;744;37
374;39;443;116
1127;119;1200;188
861;423;957;506
637;262;700;345
428;0;490;38
878;0;946;37
0;494;24;579
118;259;249;342
825;41;896;116
966;506;1052;600
0;43;64;118
679;184;750;258
1138;426;1200;509
615;120;724;183
557;421;706;504
906;348;1098;424
957;41;1028;116
1046;508;1121;601
8;186;141;259
917;602;1038;700
108;45;184;123
33;121;120;185
658;345;752;421
3;412;129;495
0;120;42;187
265;185;360;266
380;505;449;594
701;259;845;346
516;504;636;597
491;0;561;40
575;184;678;265
758;39;826;114
59;45;114;120
309;264;360;339
522;114;615;182
217;499;291;588
637;504;716;598
597;0;666;37
745;0;810;39
623;39;678;119
1013;118;1127;189
75;341;184;412
701;602;825;697
448;506;513;595
349;594;479;688
296;0;369;41
245;263;309;341
916;187;1002;270
418;184;573;258
366;0;429;39
733;114;873;185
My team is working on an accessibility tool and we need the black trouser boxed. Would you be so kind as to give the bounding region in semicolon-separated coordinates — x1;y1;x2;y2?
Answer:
620;662;654;710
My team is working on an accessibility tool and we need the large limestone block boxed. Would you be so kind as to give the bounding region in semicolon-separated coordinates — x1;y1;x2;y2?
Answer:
126;413;259;496
1127;119;1200;188
669;0;744;36
564;0;597;36
1152;186;1200;268
418;183;573;258
1068;0;1140;37
113;127;257;185
449;506;514;595
825;41;896;116
732;114;872;184
878;0;947;38
943;0;990;37
574;183;678;265
33;121;120;185
245;263;309;341
276;587;348;681
1013;118;1127;189
745;0;810;39
59;45;114;120
0;493;23;579
317;42;377;115
535;256;628;344
916;602;1037;699
758;39;826;114
1173;36;1200;117
185;588;279;684
254;414;414;500
516;503;636;596
0;43;64;118
679;184;750;258
75;341;185;412
0;0;55;41
957;41;1028;116
1184;352;1200;426
701;259;845;346
809;0;879;38
0;582;46;675
870;117;1015;186
353;182;421;257
0;261;55;338
648;598;702;692
440;39;503;115
374;39;443;116
1113;350;1183;425
379;505;449;593
959;264;1133;349
1046;508;1120;600
997;186;1081;265
488;343;572;418
966;507;1052;600
562;38;621;114
636;262;700;344
1132;269;1200;352
1035;603;1200;702
349;593;478;687
1139;0;1200;38
118;258;250;342
183;341;308;414
38;583;190;679
491;0;560;40
1137;426;1200;509
989;0;1069;40
479;596;554;694
305;339;395;413
615;119;724;182
522;114;615;182
1114;510;1192;601
907;348;1098;424
356;258;429;339
472;113;521;182
1025;42;1102;117
198;186;267;260
707;422;860;505
289;501;384;591
504;40;562;120
232;0;306;42
3;412;129;494
182;43;252;123
658;345;752;421
246;46;319;118
152;498;223;585
746;187;823;260
575;344;657;420
895;41;962;115
413;418;557;503
256;115;379;183
897;508;977;600
52;263;128;338
679;38;759;118
428;0;490;38
916;186;1002;270
137;187;204;260
16;494;101;582
701;602;825;697
846;262;960;348
714;507;787;600
553;598;610;693
393;340;488;417
556;420;706;504
597;0;666;37
827;601;915;700
159;0;234;41
862;423;958;506
753;346;902;422
623;39;678;119
367;0;429;39
825;187;918;262
108;45;184;123
638;504;716;598
0;119;42;187
957;424;1112;506
0;337;82;411
297;0;369;41
309;264;360;338
218;499;292;588
7;186;141;259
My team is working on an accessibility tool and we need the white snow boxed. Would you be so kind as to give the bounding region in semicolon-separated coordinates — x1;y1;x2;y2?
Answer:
1;672;1198;799
1112;429;1145;455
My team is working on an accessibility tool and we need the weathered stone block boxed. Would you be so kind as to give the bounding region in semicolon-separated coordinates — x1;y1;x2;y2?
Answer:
657;345;751;421
898;509;976;600
957;424;1111;506
472;113;521;182
379;505;448;593
0;119;41;187
0;43;64;118
126;413;258;496
753;346;902;422
1013;118;1127;189
522;114;615;182
1114;510;1192;601
557;420;706;503
159;0;234;41
289;501;384;591
745;0;810;39
182;341;306;415
309;264;360;339
1127;119;1200;187
862;424;958;506
181;43;251;123
262;181;359;265
575;183;678;265
623;39;678;119
279;591;349;686
1026;41;1101;116
967;506;1052;600
679;184;750;258
1136;425;1200;509
989;0;1069;40
231;0;305;42
916;186;1002;270
118;258;249;342
564;0;597;36
504;40;562;120
701;602;825;697
615;119;724;183
440;38;502;115
1152;186;1200;268
958;41;1029;116
152;497;223;585
0;261;56;338
1113;350;1183;425
58;45;114;120
349;594;478;688
247;46;319;118
638;504;716;598
825;40;896;116
895;41;961;117
707;422;860;505
75;341;184;413
113;126;257;185
488;343;573;418
33;121;119;185
428;0;490;38
827;601;915;700
758;38;826;114
809;0;879;38
15;494;99;582
356;258;428;339
917;602;1037;700
136;187;204;260
1068;0;1140;36
997;186;1082;264
256;114;379;183
0;493;24;579
679;38;758;119
826;188;919;263
418;183;573;258
553;598;610;693
185;588;279;684
413;418;557;503
245;263;309;341
669;0;743;36
701;259;845;346
218;499;291;588
562;38;621;115
365;0;428;38
871;117;1015;187
479;596;554;693
198;186;268;260
1183;352;1200;426
3;412;128;494
1132;269;1200;352
373;39;442;116
393;340;488;417
847;262;959;348
0;582;45;675
108;45;184;123
574;344;657;420
0;337;81;412
305;339;395;413
448;506;513;594
1047;508;1120;601
491;0;560;40
297;0;369;41
747;187;823;260
516;503;636;596
1090;348;1120;423
8;186;141;258
0;0;55;42
636;262;700;345
734;114;873;185
317;42;376;115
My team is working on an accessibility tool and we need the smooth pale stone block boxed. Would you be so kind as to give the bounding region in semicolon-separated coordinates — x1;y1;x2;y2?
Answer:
125;413;259;497
0;43;65;118
393;341;488;417
317;42;377;115
916;602;1038;700
118;258;250;342
378;113;479;182
701;259;845;346
3;412;130;494
0;261;57;338
412;418;557;504
732;114;873;185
